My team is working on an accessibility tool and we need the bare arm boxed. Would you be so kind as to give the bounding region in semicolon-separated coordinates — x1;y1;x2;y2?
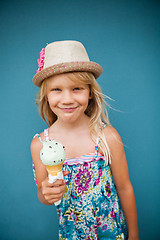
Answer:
104;127;139;240
31;135;68;205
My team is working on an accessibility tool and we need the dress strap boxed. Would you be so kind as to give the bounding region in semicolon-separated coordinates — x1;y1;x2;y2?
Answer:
95;123;107;157
44;128;49;141
95;137;100;158
33;134;43;144
102;123;107;129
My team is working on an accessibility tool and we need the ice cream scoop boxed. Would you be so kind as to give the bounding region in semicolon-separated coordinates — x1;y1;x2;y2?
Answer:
40;139;66;205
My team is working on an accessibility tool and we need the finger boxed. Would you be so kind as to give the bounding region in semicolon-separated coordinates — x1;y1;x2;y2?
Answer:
45;188;66;202
51;179;66;186
45;193;64;201
43;186;65;198
49;198;62;205
51;184;66;194
44;196;61;205
42;177;65;188
44;179;64;188
63;170;69;176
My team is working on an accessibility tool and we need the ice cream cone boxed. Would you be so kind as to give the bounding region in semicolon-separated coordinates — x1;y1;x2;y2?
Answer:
39;139;66;205
46;163;63;176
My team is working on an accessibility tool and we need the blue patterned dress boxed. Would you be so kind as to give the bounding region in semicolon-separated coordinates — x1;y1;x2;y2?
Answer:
33;129;128;239
56;153;128;240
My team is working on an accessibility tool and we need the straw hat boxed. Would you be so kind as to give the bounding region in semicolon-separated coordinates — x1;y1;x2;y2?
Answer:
33;40;103;87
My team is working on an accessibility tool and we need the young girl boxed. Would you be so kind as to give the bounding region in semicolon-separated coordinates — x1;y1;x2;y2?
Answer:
31;40;139;240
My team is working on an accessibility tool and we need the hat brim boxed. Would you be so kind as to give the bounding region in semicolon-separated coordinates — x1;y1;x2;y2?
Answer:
33;61;103;87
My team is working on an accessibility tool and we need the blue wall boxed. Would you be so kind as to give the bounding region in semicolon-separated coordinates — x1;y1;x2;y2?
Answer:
0;0;160;239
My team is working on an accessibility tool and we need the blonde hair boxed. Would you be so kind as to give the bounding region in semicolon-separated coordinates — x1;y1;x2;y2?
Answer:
36;72;111;164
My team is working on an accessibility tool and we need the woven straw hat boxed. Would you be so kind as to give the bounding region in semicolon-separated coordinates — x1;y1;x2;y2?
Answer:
33;40;103;87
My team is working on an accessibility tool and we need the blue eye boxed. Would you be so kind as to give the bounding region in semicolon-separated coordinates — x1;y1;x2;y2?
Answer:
52;88;61;91
73;87;80;91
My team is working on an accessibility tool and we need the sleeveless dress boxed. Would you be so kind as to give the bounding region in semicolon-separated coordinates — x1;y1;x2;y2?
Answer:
33;128;128;240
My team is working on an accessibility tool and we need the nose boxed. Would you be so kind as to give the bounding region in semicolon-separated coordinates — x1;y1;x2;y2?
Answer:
61;90;74;104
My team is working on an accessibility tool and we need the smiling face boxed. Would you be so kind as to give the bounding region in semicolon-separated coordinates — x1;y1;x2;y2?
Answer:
46;73;91;124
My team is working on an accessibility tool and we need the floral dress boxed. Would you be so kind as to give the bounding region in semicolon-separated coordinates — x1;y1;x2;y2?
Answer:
33;129;128;239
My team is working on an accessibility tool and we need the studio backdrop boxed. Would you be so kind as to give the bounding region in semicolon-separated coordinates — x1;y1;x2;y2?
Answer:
0;0;159;239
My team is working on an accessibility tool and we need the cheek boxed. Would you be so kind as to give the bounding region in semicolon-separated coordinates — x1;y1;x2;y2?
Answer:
47;97;53;107
47;94;59;105
80;93;90;104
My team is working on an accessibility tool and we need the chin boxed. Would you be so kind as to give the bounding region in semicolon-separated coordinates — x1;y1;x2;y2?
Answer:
61;114;80;123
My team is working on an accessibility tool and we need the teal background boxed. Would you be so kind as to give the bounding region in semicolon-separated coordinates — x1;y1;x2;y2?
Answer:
0;0;160;239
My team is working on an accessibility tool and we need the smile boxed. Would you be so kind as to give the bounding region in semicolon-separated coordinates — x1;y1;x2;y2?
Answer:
60;107;78;112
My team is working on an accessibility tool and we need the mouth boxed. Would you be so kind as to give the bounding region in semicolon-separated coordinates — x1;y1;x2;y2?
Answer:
59;107;78;112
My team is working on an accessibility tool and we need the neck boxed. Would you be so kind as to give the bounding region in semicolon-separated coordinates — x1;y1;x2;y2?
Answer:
52;114;90;132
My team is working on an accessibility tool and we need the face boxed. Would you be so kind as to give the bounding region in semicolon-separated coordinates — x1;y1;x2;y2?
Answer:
46;73;90;124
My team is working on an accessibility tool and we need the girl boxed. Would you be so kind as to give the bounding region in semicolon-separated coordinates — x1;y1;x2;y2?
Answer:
31;40;139;239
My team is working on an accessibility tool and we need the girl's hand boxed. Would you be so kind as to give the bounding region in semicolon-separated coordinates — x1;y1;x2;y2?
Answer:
39;170;69;205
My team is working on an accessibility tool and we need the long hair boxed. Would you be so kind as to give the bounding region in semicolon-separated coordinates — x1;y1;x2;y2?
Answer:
36;72;111;164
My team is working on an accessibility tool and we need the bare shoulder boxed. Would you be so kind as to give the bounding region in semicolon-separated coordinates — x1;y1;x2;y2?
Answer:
103;126;123;152
102;125;127;169
30;134;43;154
30;129;47;150
30;131;47;167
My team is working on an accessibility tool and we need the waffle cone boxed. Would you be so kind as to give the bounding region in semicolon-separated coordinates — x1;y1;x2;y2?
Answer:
46;163;63;176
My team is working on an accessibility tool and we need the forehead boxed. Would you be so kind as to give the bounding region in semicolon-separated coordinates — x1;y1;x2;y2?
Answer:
47;73;88;87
